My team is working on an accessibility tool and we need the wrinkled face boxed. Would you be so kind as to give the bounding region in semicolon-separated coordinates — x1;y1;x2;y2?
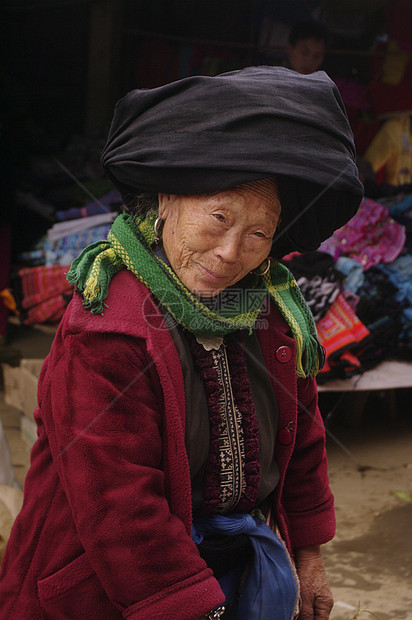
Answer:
286;38;325;75
158;181;281;297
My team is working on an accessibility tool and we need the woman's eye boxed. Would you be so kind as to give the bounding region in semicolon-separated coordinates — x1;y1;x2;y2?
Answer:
254;231;267;239
213;213;225;222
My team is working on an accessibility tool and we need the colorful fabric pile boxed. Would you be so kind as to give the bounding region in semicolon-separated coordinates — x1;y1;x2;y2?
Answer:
284;195;412;382
12;149;122;325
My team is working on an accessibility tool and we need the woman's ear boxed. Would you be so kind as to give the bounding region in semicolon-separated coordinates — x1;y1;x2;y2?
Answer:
158;193;173;219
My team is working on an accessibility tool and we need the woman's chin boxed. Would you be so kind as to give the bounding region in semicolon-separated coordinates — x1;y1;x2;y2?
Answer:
192;284;225;298
183;275;229;298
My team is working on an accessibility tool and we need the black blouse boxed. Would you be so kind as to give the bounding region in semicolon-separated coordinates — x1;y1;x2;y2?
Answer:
164;315;280;516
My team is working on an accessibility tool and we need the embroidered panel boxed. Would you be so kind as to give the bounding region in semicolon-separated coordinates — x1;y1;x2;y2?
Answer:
189;333;260;515
212;346;246;512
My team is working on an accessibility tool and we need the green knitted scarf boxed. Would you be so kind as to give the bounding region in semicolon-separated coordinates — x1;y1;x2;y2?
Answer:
67;212;322;378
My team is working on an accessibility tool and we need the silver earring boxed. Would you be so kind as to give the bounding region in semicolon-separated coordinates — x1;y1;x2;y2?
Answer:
154;217;163;243
252;257;271;276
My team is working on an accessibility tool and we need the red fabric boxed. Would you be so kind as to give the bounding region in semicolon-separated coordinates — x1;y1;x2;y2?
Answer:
18;265;73;325
316;293;370;376
351;117;383;157
333;78;370;112
0;270;334;618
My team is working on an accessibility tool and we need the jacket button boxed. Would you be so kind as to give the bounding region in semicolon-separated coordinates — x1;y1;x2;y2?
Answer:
278;429;292;445
275;345;292;363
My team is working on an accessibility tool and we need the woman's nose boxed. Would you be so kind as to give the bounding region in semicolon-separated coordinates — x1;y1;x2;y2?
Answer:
214;232;242;262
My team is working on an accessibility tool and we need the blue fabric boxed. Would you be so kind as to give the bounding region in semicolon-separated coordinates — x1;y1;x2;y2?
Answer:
378;254;412;328
388;193;412;218
193;513;297;620
19;225;111;267
335;257;365;293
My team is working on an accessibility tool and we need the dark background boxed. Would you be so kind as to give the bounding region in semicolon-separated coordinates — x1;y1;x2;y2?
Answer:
1;0;390;141
0;0;404;255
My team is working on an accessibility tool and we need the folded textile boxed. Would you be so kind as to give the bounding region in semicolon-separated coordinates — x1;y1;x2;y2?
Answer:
16;265;73;325
316;293;370;379
356;266;406;326
283;251;342;322
353;267;408;365
22;295;70;326
377;255;412;346
48;212;117;241
335;257;365;294
319;197;406;269
356;317;401;370
20;224;112;267
387;193;412;218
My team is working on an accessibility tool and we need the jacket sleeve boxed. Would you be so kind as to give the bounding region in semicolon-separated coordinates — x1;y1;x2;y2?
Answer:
40;330;223;619
281;376;336;550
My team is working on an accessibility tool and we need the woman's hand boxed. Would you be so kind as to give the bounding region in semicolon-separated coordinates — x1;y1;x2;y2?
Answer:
294;546;333;619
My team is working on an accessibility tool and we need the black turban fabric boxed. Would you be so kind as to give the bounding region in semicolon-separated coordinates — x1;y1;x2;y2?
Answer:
101;66;363;256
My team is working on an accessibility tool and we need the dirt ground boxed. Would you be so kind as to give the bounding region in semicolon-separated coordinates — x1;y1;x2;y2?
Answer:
319;390;412;620
1;323;412;620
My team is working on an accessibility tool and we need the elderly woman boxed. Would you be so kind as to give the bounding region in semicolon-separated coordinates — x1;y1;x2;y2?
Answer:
0;67;362;619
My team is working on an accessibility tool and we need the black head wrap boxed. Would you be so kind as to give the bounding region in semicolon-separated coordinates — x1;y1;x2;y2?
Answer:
101;65;363;256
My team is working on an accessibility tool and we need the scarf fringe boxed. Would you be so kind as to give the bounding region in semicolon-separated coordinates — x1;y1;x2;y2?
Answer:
67;241;123;314
300;335;321;379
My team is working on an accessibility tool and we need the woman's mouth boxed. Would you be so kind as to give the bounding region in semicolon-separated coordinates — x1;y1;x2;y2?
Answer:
198;264;229;282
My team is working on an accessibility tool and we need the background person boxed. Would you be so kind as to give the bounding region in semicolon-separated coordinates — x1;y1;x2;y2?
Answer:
285;20;328;75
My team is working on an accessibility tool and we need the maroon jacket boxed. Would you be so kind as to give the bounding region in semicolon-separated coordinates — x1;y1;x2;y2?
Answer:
0;269;335;619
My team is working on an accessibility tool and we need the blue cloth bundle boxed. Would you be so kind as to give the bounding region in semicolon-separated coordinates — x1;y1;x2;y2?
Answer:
193;513;297;619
